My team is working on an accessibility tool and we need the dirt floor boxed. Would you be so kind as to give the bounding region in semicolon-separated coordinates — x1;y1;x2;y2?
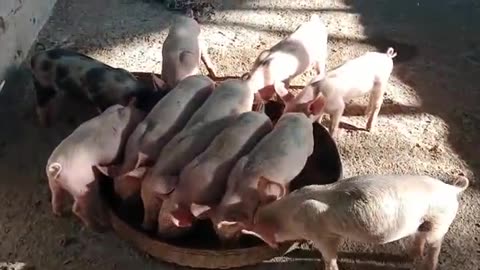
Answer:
1;0;479;269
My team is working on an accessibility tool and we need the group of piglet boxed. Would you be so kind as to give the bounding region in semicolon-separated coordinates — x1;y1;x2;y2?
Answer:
34;13;469;270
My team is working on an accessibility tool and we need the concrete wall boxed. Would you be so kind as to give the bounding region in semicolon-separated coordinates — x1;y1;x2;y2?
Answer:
0;0;57;87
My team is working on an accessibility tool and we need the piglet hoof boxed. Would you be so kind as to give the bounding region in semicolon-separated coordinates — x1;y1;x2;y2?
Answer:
365;125;375;133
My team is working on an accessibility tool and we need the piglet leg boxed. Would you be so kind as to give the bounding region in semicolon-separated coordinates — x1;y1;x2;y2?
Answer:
424;238;443;270
312;237;342;270
48;179;67;216
199;40;217;79
72;197;95;229
365;81;385;132
34;80;57;127
328;102;345;138
141;176;174;231
408;233;426;259
314;59;326;78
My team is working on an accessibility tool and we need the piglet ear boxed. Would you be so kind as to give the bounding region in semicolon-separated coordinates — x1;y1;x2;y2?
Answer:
151;72;166;91
169;208;194;228
274;81;295;104
135;152;150;169
257;177;286;204
125;166;148;179
307;95;326;116
47;163;63;180
94;164;120;178
190;203;213;219
241;227;278;249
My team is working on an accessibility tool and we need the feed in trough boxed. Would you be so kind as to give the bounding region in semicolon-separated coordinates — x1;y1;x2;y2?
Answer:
243;175;470;270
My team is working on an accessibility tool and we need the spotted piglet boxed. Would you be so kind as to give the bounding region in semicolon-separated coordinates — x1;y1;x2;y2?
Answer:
30;48;157;127
277;48;397;137
242;175;469;270
211;113;314;242
46;104;145;231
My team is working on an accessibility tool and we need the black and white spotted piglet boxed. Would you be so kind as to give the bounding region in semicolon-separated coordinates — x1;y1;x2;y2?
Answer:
30;48;162;127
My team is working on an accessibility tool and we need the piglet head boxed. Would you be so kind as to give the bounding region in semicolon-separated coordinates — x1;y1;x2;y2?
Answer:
113;173;143;201
257;177;287;204
214;212;249;241
241;221;278;249
277;82;326;122
157;196;192;238
212;197;255;242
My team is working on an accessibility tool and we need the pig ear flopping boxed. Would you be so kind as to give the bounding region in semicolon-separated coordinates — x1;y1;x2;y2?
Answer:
151;72;167;91
257;177;286;204
169;208;195;228
135;152;149;169
190;203;214;219
307;95;326;116
273;81;295;104
125;166;148;179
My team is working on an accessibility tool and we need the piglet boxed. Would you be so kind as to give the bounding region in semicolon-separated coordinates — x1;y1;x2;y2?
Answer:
242;14;328;103
159;15;217;89
140;79;255;233
243;174;469;270
30;48;155;127
109;75;215;200
46;104;145;231
163;111;273;228
212;112;314;242
278;48;397;137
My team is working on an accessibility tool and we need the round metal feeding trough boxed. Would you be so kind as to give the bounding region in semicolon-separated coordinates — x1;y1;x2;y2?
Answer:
101;72;343;269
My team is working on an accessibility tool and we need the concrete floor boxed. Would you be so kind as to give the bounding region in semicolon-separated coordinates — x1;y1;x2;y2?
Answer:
0;0;479;269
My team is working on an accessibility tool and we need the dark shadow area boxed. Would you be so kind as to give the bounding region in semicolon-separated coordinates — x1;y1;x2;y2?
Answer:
240;247;412;270
342;0;480;186
32;0;173;55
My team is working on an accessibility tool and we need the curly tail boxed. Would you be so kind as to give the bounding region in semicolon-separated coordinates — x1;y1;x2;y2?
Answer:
449;175;469;192
386;47;397;58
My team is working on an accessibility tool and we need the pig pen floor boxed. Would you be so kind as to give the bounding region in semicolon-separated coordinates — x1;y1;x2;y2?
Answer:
1;0;479;269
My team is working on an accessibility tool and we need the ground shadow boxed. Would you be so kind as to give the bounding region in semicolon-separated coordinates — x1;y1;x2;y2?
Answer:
343;0;480;186
32;0;172;55
238;246;412;270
